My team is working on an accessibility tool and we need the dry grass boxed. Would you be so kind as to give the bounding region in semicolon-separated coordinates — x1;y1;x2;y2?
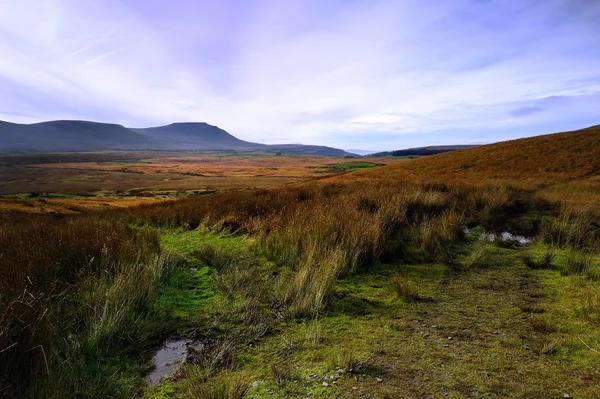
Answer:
339;125;600;215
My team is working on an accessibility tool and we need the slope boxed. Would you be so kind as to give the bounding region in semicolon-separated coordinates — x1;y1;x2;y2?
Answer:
346;126;600;188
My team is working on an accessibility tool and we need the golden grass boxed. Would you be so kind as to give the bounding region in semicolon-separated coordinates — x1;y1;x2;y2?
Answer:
0;196;172;214
340;126;600;215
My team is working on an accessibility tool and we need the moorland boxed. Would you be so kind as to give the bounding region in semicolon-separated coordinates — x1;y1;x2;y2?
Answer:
1;125;599;399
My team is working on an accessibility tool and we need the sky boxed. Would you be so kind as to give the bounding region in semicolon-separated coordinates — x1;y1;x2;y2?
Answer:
0;0;599;151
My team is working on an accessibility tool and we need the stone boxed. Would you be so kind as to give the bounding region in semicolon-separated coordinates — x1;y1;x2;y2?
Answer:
250;381;259;388
322;382;330;387
376;378;383;383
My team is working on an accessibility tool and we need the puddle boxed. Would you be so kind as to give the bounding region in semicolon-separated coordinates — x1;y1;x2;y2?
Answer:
464;228;533;245
148;338;191;385
494;232;532;245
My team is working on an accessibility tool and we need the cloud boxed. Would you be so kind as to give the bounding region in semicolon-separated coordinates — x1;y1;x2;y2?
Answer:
0;0;599;150
510;106;545;117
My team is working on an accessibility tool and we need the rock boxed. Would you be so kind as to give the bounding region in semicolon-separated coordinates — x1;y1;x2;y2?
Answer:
562;394;572;399
322;382;330;387
353;386;358;390
431;325;438;328
443;344;449;347
250;381;259;388
376;378;383;383
330;375;337;381
447;337;452;340
423;333;429;338
517;370;523;375
337;368;345;374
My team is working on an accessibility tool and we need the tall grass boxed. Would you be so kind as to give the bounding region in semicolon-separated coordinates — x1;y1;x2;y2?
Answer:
540;210;597;250
1;180;521;396
0;216;168;396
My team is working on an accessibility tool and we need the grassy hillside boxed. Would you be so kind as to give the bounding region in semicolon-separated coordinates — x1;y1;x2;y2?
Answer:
1;127;599;398
345;126;600;214
351;126;600;186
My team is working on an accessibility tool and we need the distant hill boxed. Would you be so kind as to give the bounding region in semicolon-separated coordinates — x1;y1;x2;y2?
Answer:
0;120;351;157
370;145;477;157
345;149;377;156
342;126;600;188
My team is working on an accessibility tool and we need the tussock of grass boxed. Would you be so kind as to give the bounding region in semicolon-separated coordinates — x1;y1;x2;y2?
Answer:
270;362;294;386
458;239;490;271
541;210;597;251
529;315;558;334
333;348;373;374
521;251;555;270
304;319;322;348
390;273;420;302
179;369;249;399
562;250;595;276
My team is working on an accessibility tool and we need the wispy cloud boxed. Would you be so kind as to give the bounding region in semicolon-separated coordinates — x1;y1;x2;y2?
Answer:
0;0;599;150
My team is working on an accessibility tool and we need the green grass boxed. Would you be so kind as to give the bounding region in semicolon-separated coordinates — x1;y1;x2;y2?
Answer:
144;239;600;399
325;161;383;173
153;228;253;320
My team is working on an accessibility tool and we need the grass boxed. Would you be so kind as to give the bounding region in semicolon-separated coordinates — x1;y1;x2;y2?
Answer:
521;251;556;269
325;161;383;173
1;127;600;397
389;273;420;302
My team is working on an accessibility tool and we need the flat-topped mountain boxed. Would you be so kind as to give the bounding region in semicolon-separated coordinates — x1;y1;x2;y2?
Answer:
0;119;351;156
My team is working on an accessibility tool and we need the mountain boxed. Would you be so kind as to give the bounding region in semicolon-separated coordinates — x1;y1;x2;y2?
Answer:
131;122;262;150
369;145;477;157
0;120;351;157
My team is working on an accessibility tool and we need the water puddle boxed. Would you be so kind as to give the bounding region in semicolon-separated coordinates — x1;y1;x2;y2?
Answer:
148;338;191;385
464;228;533;245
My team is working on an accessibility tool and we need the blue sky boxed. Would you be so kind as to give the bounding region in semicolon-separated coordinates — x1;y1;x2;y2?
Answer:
0;0;598;151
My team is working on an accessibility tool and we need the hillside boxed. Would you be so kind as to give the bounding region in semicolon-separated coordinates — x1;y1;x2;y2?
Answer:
370;144;477;157
348;126;600;187
0;120;351;156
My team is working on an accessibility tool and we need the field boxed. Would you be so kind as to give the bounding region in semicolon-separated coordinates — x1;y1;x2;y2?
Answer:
0;152;395;214
1;128;599;398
